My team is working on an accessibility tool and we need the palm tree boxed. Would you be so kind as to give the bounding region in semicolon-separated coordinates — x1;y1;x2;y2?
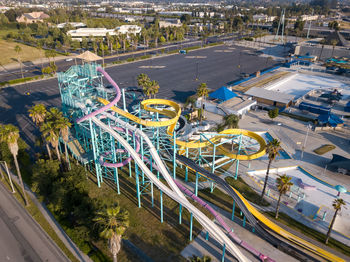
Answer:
325;198;346;244
275;175;293;219
319;39;326;61
41;121;61;162
189;255;212;262
14;45;24;79
120;34;127;52
196;83;209;123
218;114;240;150
94;205;129;262
28;104;52;160
56;116;72;169
137;73;150;90
331;39;338;58
260;139;281;202
41;108;63;162
0;124;29;206
222;114;239;129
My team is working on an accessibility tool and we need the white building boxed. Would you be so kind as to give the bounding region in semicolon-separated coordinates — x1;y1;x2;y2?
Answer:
57;22;86;29
300;15;319;21
253;14;276;23
159;19;182;28
115;25;141;35
67;25;141;41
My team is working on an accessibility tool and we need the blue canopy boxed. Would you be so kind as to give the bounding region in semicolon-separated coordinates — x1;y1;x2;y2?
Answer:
209;86;237;101
318;113;344;127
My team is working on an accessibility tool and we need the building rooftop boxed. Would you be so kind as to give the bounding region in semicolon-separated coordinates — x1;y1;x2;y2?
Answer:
245;87;295;104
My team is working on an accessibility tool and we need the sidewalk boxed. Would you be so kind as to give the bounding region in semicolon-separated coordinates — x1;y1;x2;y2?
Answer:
0;163;92;262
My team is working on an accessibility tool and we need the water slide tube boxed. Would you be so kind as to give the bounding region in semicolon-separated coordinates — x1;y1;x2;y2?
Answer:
74;68;250;262
173;180;275;262
91;116;251;262
173;154;344;262
107;112;273;262
98;97;266;160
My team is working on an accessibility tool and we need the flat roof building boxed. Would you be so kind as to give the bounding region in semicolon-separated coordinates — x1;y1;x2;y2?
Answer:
245;87;295;108
67;25;141;41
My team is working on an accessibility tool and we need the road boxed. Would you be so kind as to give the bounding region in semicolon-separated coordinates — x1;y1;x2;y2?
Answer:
0;44;278;150
0;182;69;262
0;35;238;83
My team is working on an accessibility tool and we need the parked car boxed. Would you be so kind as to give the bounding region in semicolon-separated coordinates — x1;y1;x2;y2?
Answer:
179;50;187;54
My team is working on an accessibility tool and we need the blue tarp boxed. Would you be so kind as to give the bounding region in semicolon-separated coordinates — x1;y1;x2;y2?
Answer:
299;102;331;115
209;86;237;101
318;113;344;127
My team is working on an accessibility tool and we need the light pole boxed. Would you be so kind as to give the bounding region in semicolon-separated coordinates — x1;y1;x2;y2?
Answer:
301;123;312;160
195;62;199;80
0;161;15;193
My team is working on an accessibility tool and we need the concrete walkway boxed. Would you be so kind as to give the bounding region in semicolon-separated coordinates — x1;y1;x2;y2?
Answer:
0;163;92;262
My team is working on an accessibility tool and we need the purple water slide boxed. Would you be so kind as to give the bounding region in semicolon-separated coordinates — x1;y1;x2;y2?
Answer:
172;180;275;262
99;127;140;168
77;67;121;123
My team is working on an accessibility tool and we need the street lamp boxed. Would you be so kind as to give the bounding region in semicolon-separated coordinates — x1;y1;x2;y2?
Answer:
301;123;312;160
0;161;15;193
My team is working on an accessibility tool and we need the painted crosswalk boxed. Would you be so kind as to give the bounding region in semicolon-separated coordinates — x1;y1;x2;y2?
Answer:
185;56;207;59
138;65;166;69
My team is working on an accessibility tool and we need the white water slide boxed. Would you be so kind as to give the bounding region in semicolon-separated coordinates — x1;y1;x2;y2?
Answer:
91;113;250;262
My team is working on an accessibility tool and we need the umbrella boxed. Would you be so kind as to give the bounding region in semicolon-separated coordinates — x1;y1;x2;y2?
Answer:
76;51;102;62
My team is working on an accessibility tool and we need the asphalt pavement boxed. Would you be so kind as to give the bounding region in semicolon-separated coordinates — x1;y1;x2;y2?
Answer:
0;182;69;262
0;35;236;83
0;44;278;151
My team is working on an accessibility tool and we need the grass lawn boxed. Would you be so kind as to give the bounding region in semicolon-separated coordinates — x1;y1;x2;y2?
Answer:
313;144;336;155
225;176;270;206
265;211;350;257
85;164;212;262
0;39;45;65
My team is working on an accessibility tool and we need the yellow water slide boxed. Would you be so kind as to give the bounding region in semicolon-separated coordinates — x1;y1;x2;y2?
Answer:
232;187;345;262
98;97;266;160
98;97;343;261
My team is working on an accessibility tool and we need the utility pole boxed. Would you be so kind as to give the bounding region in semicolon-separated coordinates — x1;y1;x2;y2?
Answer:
275;8;285;43
307;9;314;39
301;124;311;160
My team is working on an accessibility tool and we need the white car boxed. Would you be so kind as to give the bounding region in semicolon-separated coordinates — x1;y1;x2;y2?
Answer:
65;58;73;62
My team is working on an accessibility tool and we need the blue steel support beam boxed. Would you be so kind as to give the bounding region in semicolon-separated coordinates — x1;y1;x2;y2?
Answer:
160;190;163;223
222;244;226;262
231;200;235;221
189;213;193;241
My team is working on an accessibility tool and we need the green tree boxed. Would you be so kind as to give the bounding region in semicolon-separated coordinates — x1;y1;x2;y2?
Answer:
56;116;72;169
331;39;338;58
14;45;24;79
319;39;326;61
137;73;151;90
275;175;293;219
222;114;239;129
180;14;191;24
40;108;64;163
196;83;209;122
260;139;281;202
325;198;346;244
189;255;212;262
268;108;279;121
0;124;29;206
294;19;305;32
94;205;129;262
328;21;340;31
28;104;52;160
